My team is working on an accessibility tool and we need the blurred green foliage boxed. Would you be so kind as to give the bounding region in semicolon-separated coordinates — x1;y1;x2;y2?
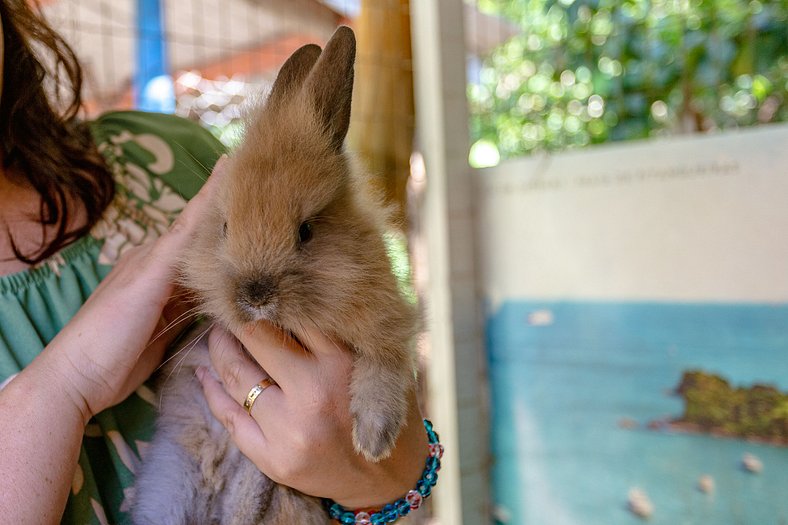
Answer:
468;0;788;163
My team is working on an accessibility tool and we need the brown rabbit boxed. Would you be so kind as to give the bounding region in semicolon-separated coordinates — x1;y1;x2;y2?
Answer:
131;26;421;524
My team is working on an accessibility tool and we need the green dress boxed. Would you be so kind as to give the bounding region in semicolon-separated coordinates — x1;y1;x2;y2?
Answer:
0;111;225;525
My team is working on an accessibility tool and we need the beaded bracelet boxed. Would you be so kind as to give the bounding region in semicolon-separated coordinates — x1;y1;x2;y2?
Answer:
324;418;443;524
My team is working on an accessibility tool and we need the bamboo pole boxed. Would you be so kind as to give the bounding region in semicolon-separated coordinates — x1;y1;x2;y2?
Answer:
349;0;414;227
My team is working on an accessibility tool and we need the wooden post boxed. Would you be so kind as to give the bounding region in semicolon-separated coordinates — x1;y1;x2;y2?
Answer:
349;0;414;226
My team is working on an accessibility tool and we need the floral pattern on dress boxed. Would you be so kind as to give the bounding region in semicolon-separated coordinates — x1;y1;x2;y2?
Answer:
92;130;188;265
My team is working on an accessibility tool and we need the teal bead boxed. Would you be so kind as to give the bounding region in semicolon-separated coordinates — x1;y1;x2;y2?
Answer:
396;499;411;514
340;512;356;524
381;503;399;523
371;513;386;524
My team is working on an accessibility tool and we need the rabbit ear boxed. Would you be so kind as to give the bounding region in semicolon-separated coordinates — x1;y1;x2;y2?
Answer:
303;26;356;152
267;43;322;108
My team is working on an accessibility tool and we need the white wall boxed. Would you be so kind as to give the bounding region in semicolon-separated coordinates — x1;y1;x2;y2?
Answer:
477;124;788;310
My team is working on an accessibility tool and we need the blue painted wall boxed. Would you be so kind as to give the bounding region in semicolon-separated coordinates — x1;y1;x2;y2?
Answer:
488;300;788;524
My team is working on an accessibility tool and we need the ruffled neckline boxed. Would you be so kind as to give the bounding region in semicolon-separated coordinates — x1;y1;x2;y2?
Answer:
0;235;102;295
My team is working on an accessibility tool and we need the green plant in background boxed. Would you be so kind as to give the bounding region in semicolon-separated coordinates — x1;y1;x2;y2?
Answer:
468;0;788;165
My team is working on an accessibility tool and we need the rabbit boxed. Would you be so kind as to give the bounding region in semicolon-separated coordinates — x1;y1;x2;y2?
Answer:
131;26;421;525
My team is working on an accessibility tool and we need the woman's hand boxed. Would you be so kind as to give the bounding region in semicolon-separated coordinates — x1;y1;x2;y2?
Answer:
44;156;229;422
197;323;428;509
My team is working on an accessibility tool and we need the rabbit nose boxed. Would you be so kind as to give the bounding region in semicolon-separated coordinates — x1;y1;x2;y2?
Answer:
239;276;277;307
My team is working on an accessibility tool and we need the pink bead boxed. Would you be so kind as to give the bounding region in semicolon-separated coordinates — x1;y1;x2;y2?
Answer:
354;512;371;524
429;443;444;459
406;489;423;510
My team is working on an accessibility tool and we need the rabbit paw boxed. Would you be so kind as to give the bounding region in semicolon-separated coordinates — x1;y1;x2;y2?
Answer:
351;407;404;462
349;365;411;462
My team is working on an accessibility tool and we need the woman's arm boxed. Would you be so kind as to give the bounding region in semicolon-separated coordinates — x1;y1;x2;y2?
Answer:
0;350;88;524
0;157;229;524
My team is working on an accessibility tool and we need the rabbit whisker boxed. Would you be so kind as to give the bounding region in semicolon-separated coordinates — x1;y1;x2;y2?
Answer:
148;305;203;347
155;321;211;374
157;322;215;411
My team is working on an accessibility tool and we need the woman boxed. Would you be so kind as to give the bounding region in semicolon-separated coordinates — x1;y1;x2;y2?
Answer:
0;1;429;523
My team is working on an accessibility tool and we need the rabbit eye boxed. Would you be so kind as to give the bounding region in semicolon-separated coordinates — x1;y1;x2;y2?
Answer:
298;221;313;244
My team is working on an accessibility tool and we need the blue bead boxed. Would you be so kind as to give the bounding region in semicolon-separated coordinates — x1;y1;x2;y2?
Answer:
340;512;355;524
396;499;411;514
330;503;344;518
371;513;386;524
423;419;433;432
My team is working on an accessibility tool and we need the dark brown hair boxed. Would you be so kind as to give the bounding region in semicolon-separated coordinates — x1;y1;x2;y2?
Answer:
0;0;114;264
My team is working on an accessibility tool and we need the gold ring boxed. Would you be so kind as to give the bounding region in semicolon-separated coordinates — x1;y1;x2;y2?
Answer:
243;377;276;415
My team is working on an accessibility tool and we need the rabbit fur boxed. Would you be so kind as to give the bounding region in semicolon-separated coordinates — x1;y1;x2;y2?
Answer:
131;26;420;524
